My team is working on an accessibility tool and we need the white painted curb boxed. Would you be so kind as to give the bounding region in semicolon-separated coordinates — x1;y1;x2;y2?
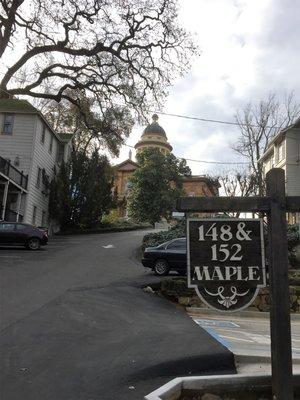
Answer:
144;373;300;400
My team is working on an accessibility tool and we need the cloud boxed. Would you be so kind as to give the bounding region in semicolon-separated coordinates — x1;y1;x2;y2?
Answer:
115;0;300;175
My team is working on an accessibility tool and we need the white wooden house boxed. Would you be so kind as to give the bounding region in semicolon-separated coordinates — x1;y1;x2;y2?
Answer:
0;98;72;228
259;117;300;224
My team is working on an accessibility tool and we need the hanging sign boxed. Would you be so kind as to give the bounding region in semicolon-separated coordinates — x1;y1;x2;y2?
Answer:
187;218;266;312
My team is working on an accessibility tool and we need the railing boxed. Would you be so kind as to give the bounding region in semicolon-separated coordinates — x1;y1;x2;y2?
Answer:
0;156;28;190
0;206;23;222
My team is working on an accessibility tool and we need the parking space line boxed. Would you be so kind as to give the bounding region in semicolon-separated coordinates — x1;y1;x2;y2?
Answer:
220;335;254;343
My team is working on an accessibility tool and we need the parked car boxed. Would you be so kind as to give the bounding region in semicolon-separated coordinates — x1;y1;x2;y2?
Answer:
142;237;187;276
0;222;48;250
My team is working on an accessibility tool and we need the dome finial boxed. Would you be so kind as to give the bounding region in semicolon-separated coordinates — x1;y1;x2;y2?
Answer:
152;113;159;122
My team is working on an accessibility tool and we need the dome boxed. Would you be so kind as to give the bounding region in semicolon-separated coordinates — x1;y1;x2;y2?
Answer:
142;114;167;137
134;114;173;154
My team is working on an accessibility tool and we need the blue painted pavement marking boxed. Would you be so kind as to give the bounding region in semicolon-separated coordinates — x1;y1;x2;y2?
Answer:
202;327;231;349
193;318;239;329
192;318;235;350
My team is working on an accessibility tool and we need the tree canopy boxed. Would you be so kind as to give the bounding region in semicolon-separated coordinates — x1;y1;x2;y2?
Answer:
49;150;115;230
41;94;134;155
127;148;191;225
1;0;196;154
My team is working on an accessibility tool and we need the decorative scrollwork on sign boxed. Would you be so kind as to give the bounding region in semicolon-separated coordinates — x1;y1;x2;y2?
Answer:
204;286;250;309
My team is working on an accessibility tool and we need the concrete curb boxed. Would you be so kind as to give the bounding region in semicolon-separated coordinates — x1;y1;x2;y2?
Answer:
56;225;151;236
187;306;300;320
235;353;300;366
144;373;300;400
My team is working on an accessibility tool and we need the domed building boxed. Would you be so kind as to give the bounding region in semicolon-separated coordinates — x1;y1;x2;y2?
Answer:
134;114;173;155
114;115;219;217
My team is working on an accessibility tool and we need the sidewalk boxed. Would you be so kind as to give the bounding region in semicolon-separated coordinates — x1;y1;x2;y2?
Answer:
186;307;300;374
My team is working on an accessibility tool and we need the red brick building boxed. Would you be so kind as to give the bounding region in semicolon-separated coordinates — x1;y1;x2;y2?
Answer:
114;115;219;217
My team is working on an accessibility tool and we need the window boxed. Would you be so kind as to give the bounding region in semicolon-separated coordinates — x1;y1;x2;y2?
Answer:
36;167;42;188
56;144;64;163
32;206;37;225
41;125;46;143
277;141;285;163
2;114;14;135
167;239;186;250
41;211;47;227
49;135;53;153
0;223;15;231
16;224;26;231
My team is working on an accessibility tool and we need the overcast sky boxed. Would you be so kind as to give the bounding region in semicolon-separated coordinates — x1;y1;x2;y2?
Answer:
114;0;300;175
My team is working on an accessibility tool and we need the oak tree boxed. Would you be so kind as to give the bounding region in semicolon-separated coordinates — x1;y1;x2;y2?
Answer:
0;0;196;154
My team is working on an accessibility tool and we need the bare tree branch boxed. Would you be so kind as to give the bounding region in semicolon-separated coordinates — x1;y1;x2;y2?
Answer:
233;92;300;195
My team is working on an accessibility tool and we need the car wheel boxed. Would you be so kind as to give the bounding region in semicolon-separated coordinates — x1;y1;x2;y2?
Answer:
153;259;169;276
27;237;41;251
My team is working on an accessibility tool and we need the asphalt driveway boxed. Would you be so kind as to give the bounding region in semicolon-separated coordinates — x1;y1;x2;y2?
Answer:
0;230;235;400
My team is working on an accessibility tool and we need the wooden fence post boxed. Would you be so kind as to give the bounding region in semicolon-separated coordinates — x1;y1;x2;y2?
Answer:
266;168;293;400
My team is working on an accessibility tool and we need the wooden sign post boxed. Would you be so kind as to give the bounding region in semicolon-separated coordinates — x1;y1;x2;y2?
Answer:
176;168;300;400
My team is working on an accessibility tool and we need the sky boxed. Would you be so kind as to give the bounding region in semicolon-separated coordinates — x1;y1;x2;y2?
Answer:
113;0;300;175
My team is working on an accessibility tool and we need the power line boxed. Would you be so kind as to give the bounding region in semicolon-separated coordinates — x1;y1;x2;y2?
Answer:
184;157;250;165
0;88;282;130
154;111;244;127
122;143;249;165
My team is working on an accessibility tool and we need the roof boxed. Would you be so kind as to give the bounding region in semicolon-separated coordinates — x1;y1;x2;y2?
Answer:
0;99;38;113
58;133;73;142
142;114;167;138
259;116;300;162
183;175;221;188
143;121;167;137
114;159;138;171
281;116;300;132
0;98;73;143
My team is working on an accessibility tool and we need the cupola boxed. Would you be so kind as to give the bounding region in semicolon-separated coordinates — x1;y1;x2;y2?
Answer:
134;114;173;155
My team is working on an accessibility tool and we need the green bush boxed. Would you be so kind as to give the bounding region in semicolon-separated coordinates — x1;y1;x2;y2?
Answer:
142;220;185;250
288;224;300;267
142;221;300;268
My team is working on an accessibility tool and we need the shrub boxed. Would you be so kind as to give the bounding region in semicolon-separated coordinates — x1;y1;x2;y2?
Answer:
142;220;185;250
288;224;300;267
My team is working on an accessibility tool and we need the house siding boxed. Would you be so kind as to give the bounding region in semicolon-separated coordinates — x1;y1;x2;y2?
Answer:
285;130;300;196
0;113;35;174
260;124;299;224
0;109;72;226
25;118;60;226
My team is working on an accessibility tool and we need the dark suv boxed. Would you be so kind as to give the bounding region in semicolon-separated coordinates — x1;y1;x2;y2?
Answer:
0;222;48;250
142;237;187;276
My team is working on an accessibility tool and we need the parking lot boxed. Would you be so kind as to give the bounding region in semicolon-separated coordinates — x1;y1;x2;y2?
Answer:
0;230;235;400
0;231;149;331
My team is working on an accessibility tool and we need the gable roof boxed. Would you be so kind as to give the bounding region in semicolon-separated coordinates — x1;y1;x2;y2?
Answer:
0;99;38;113
114;159;138;171
0;98;73;143
58;133;74;142
259;116;300;162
